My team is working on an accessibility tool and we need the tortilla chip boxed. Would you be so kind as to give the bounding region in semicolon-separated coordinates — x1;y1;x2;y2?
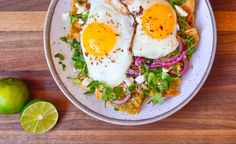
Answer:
185;28;199;46
181;0;195;15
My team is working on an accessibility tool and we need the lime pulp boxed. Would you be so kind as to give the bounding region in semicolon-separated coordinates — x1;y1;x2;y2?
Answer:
20;99;59;134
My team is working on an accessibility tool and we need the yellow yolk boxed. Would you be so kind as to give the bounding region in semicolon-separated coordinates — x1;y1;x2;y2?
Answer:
82;22;117;57
142;3;176;40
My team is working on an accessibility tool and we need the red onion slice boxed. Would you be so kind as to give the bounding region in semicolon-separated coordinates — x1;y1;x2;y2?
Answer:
150;53;185;68
180;59;190;76
150;38;184;68
113;93;131;105
160;55;179;63
176;23;180;31
135;57;144;67
178;37;185;53
127;69;139;76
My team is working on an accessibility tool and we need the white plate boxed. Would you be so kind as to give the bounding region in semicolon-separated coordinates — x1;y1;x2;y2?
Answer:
44;0;217;125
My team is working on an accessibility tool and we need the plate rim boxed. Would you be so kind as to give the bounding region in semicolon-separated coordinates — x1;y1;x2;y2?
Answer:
43;0;217;126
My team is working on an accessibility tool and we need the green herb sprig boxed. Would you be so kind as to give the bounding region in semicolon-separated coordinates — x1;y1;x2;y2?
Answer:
141;64;177;105
55;53;66;71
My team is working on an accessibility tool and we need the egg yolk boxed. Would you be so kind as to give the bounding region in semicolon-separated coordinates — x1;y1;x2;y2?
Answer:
82;22;117;57
142;3;176;40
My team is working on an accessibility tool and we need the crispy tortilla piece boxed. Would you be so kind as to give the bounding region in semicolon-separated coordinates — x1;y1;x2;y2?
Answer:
95;88;102;99
181;0;195;25
72;0;78;15
115;91;146;115
181;0;195;14
185;28;199;46
164;78;181;97
69;0;89;39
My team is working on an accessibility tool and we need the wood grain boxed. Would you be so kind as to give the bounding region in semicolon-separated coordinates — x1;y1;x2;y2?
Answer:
0;0;236;144
0;0;50;11
0;130;235;144
0;11;236;32
0;12;46;31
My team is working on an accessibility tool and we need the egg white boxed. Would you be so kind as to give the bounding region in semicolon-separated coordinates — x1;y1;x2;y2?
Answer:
127;0;179;59
81;0;135;87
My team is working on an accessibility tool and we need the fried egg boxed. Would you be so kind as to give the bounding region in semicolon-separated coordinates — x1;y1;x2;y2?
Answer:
81;0;135;87
126;0;179;59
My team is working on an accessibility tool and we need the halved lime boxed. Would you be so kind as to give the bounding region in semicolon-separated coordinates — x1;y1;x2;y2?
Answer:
20;99;59;134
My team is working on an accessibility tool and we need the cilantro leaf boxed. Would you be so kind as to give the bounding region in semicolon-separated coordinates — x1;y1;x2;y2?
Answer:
58;61;66;71
70;14;79;24
81;11;89;24
55;53;65;61
186;47;196;57
177;15;188;36
143;68;177;104
128;84;137;92
150;92;163;104
84;81;100;94
168;0;186;7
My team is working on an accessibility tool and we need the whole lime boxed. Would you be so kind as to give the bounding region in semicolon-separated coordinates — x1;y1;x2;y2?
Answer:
0;77;29;114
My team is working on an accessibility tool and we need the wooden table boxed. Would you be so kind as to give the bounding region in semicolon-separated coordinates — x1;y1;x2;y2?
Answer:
0;0;235;143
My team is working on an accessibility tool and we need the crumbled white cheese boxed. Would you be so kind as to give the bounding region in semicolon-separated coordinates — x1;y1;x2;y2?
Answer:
124;77;134;87
62;12;70;21
75;2;87;14
175;5;188;17
82;77;92;87
162;68;170;73
78;19;84;25
135;75;145;84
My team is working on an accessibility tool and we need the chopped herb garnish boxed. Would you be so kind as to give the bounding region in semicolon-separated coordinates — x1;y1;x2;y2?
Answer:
177;15;188;36
72;39;80;49
186;47;196;57
55;53;65;61
143;89;150;96
60;36;68;43
72;78;82;84
60;37;88;77
81;11;89;24
58;61;66;71
85;81;128;103
128;84;137;92
55;53;66;71
144;68;176;105
84;81;100;94
168;0;186;7
69;11;89;25
185;37;194;47
70;14;79;24
149;92;163;104
114;107;119;111
114;86;123;97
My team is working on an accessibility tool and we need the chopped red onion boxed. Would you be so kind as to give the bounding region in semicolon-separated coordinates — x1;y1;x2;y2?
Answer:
113;93;131;105
127;69;139;76
135;57;144;67
179;59;190;76
176;23;180;31
150;53;185;68
161;55;179;63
